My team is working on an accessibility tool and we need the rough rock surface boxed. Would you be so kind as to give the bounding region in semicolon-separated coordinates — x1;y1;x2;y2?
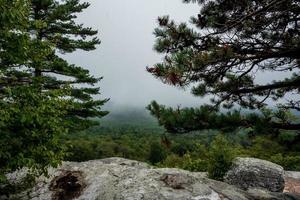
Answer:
224;157;285;192
3;158;299;200
285;171;300;196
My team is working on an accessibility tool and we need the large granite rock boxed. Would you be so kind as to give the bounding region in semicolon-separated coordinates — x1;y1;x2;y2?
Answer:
224;157;285;192
3;158;298;200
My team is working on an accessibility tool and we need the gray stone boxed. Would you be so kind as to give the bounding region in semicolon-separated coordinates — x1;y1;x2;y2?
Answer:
224;157;285;192
4;157;294;200
286;171;300;180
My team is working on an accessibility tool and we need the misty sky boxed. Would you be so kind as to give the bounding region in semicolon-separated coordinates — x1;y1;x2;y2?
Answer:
64;0;206;109
63;0;290;111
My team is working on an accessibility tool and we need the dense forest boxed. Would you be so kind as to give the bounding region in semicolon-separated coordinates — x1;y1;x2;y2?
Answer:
1;0;299;197
65;109;300;174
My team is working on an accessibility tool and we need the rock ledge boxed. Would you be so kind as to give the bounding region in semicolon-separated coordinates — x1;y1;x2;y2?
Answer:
4;157;299;200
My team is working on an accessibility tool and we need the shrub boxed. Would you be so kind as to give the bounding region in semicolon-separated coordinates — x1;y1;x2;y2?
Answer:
159;154;185;168
148;142;167;164
158;153;208;172
243;136;284;160
207;135;235;181
0;86;70;195
170;142;195;156
182;154;208;172
270;154;300;171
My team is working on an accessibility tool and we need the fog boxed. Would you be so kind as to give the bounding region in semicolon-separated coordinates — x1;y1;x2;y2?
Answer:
63;0;206;110
63;0;289;111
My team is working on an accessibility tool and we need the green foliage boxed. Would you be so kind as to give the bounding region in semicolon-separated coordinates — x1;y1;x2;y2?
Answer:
64;129;157;163
278;131;298;143
243;136;284;160
159;154;185;168
147;101;288;134
160;143;209;172
29;0;109;130
66;139;101;162
147;0;300;133
159;153;207;172
182;154;208;172
64;112;300;180
0;85;70;194
207;135;236;181
148;142;167;164
239;136;300;171
270;154;300;171
2;0;108;132
63;110;300;174
170;142;194;156
0;1;108;196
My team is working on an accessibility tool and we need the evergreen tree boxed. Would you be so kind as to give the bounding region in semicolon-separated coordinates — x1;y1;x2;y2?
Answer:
0;0;30;89
0;0;107;194
28;0;108;130
148;142;167;164
0;0;67;194
147;0;300;133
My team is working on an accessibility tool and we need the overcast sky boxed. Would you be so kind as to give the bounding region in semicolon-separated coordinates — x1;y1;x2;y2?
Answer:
63;0;292;112
63;0;206;110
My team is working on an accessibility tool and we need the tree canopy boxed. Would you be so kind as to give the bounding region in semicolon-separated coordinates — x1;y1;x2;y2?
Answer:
147;0;300;133
0;0;107;193
30;0;109;130
2;0;108;131
0;0;66;190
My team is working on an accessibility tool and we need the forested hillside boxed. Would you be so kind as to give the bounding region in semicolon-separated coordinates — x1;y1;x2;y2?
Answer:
64;108;300;175
0;0;299;198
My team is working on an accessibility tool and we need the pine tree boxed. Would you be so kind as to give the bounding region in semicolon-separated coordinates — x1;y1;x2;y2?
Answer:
147;0;300;133
0;0;108;194
0;0;67;193
29;0;108;130
0;0;30;91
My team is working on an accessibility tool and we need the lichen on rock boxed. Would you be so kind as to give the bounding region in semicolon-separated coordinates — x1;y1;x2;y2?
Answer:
4;157;300;200
224;157;285;192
